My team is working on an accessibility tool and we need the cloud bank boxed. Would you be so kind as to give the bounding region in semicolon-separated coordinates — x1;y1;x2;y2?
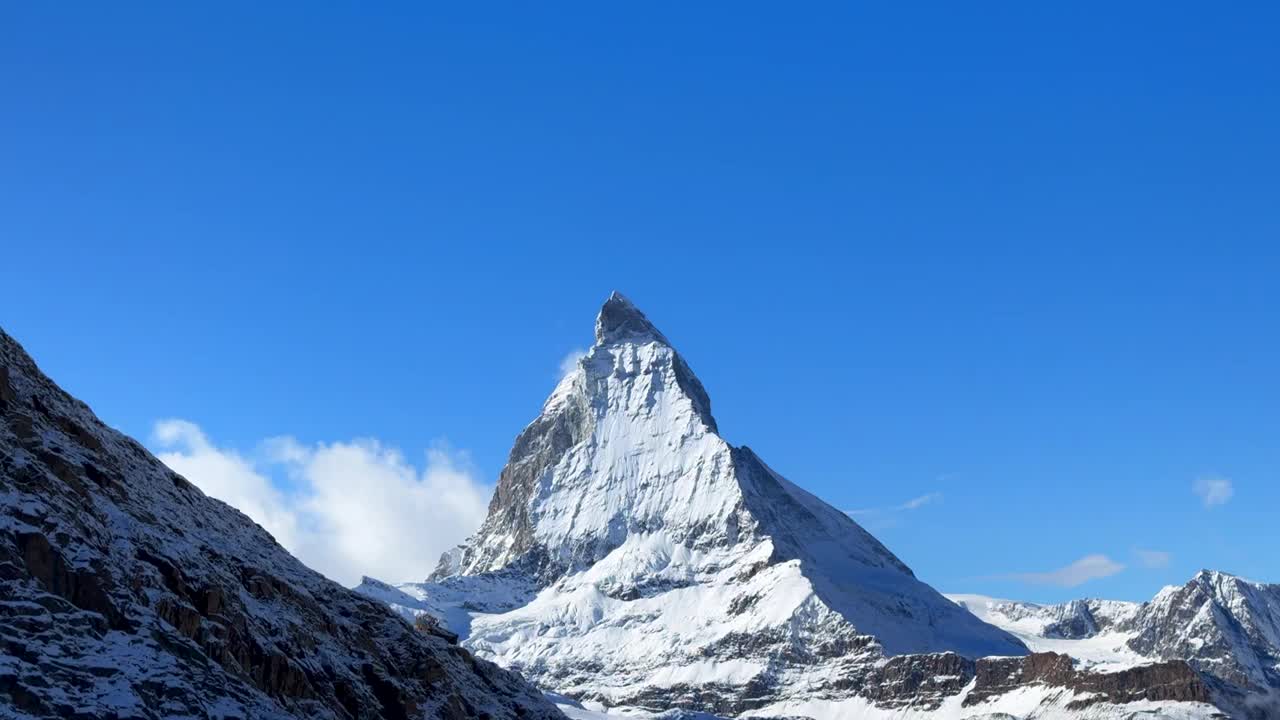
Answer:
152;419;490;587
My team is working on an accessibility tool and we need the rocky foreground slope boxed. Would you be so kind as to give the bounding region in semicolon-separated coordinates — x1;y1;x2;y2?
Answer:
0;327;563;719
360;294;1237;719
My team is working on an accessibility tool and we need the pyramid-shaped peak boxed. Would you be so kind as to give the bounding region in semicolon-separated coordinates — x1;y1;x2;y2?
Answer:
595;291;670;346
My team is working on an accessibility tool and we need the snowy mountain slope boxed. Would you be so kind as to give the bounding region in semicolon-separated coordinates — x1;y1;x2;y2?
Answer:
947;595;1143;641
359;293;1228;719
434;293;1024;657
950;572;1280;717
0;327;563;720
947;595;1147;671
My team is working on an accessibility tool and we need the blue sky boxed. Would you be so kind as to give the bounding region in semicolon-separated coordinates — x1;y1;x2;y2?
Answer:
2;3;1277;599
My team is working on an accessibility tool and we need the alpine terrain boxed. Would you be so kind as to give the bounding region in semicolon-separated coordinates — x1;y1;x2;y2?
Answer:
952;570;1280;718
359;293;1242;719
0;327;563;719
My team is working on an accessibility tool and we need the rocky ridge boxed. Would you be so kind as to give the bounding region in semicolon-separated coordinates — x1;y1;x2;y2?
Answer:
0;327;563;720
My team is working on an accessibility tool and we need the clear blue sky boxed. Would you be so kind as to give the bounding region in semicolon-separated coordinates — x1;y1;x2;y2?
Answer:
2;3;1277;602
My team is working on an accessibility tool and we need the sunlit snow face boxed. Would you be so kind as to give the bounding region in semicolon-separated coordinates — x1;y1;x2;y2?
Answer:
529;339;743;555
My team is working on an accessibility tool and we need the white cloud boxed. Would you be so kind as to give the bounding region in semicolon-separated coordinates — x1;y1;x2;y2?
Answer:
153;420;300;549
846;491;943;517
559;348;587;378
1010;554;1126;588
152;420;491;587
899;492;943;511
1134;548;1172;568
1193;476;1234;508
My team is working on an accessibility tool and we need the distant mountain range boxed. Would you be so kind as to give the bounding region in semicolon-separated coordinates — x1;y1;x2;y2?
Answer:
950;569;1280;716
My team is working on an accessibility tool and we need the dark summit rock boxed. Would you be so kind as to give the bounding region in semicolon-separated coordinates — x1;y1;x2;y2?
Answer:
0;327;563;720
594;291;669;346
593;292;718;433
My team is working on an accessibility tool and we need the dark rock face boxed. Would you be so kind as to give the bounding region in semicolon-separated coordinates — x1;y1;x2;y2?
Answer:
0;328;562;720
595;291;668;346
856;653;976;710
1066;660;1213;707
437;374;594;583
1041;600;1101;640
967;652;1214;709
824;650;1218;714
594;292;718;434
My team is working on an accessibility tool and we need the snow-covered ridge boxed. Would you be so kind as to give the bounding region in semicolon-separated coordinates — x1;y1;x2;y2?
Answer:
949;571;1280;717
946;594;1149;672
359;293;1236;719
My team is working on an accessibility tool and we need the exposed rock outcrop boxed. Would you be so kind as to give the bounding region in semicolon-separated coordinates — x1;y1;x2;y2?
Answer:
0;328;563;719
969;652;1212;708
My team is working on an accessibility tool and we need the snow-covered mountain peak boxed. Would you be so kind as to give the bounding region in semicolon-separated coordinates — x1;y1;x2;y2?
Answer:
437;294;997;634
361;294;1050;715
1189;568;1259;591
445;295;735;581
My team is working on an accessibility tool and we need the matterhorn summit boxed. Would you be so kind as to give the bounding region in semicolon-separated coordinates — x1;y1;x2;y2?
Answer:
366;294;1091;715
431;292;1023;658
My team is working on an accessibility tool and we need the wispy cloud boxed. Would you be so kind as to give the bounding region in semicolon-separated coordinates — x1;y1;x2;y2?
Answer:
559;348;587;378
152;419;490;586
846;491;943;517
845;492;944;531
1193;476;1234;508
899;492;943;511
1134;548;1172;568
1005;554;1126;588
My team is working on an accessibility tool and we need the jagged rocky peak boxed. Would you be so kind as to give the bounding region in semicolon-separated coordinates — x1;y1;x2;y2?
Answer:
595;290;670;345
442;292;736;581
585;290;717;432
0;327;562;719
1130;569;1280;695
